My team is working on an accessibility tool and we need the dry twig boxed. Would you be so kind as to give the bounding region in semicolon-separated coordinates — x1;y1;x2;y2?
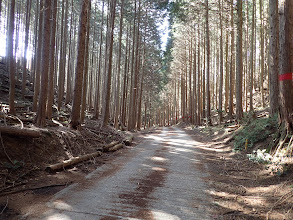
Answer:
0;197;8;214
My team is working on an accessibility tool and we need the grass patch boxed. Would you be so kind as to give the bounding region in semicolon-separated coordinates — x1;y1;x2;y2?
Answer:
234;115;278;151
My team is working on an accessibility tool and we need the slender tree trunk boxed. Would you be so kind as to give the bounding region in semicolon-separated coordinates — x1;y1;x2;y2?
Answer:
114;0;125;129
206;0;211;125
33;0;44;112
65;0;74;105
279;0;293;130
224;31;229;113
229;1;235;117
70;0;89;129
219;0;224;123
22;0;32;99
36;0;52;126
236;0;243;120
8;0;16;114
58;0;69;110
81;2;91;123
128;1;137;130
121;26;130;126
260;0;265;107
102;0;117;127
269;0;279;116
46;0;57;119
197;27;201;124
193;33;197;124
249;0;255;112
94;1;105;119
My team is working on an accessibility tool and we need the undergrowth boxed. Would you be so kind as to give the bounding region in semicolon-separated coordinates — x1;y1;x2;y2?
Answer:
233;115;278;151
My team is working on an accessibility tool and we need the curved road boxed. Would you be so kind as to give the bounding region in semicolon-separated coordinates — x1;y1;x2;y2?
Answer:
35;127;212;220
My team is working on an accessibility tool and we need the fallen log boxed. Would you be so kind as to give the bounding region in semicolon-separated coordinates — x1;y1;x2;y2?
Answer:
108;143;124;152
123;135;133;146
46;151;102;172
103;141;120;152
0;183;70;197
0;126;41;138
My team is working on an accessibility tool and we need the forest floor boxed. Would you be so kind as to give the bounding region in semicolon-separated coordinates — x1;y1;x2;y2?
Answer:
185;123;293;220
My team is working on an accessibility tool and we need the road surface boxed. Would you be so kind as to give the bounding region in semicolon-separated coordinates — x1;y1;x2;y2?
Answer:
33;127;212;220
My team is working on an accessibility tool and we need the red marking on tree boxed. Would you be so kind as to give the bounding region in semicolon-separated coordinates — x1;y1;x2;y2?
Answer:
279;73;293;81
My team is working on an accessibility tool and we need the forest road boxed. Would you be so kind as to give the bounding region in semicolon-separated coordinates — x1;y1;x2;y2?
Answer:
32;127;212;220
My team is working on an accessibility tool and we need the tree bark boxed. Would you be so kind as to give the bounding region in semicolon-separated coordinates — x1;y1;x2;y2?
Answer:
269;0;279;116
102;0;117;127
8;0;16;115
114;0;125;129
259;0;265;107
70;0;89;129
81;2;91;123
57;0;69;110
36;0;52;127
94;1;105;119
206;0;211;125
21;0;32;99
219;0;223;123
249;0;255;112
46;0;58;119
236;0;243;121
229;1;235;118
279;0;293;130
33;0;44;112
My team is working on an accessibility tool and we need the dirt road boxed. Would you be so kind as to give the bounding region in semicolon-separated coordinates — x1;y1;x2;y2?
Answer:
33;127;212;220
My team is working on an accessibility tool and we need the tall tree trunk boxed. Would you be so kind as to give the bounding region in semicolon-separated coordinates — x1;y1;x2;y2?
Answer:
193;32;197;124
70;0;89;129
36;0;52;126
219;0;224;123
260;0;265;107
224;31;229;113
81;1;91;123
58;0;69;110
65;0;74;105
128;1;137;130
8;0;16;114
21;0;32;99
197;28;201;125
269;0;279;116
33;0;44;112
46;0;57;119
279;0;293;130
249;0;255;112
206;0;211;125
121;25;130;126
102;0;117;127
94;1;105;119
229;1;235;118
236;0;243;120
114;0;125;129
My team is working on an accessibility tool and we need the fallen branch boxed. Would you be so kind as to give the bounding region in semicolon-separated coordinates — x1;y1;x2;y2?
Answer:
123;135;134;146
0;183;70;197
103;141;120;152
108;143;124;152
0;126;41;138
46;151;102;172
0;197;8;214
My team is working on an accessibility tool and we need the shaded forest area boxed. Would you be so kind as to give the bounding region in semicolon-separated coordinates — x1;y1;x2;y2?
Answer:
1;0;293;219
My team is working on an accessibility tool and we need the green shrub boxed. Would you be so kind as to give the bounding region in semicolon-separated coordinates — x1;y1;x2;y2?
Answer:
233;116;278;151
